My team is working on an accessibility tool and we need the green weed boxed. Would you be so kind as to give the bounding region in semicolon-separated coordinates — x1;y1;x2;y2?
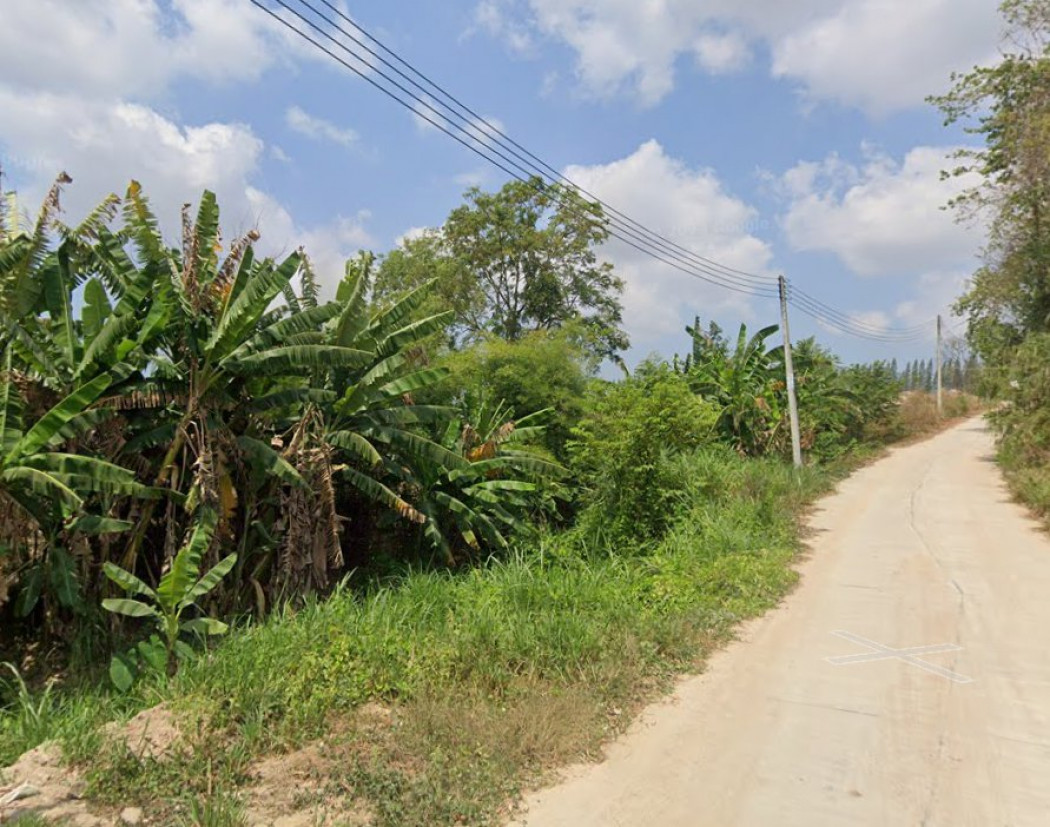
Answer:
5;447;836;824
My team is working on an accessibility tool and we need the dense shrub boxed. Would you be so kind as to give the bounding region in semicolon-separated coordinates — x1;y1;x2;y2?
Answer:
432;331;592;461
994;333;1050;518
568;367;719;542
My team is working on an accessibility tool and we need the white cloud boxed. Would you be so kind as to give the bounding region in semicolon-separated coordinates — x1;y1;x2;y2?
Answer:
849;310;892;332
0;88;371;296
564;140;774;344
411;96;441;133
472;0;536;54
0;0;373;299
246;189;375;290
0;0;293;99
0;88;263;221
286;106;358;148
453;169;493;189
694;31;752;75
478;0;1000;113
394;226;434;247
779;145;984;278
771;0;1001;115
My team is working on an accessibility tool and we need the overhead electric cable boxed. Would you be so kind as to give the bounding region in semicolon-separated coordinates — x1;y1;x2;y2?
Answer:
788;293;929;343
300;0;777;290
787;283;930;335
787;293;931;343
252;0;944;336
787;283;932;340
253;0;777;298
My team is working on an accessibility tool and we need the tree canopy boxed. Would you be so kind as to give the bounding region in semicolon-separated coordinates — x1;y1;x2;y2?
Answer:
931;0;1050;362
375;177;628;360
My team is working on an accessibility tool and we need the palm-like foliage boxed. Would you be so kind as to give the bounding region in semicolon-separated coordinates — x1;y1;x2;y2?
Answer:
681;320;785;456
0;352;155;616
113;186;372;577
0;177;570;660
395;399;559;563
103;505;232;680
788;338;866;457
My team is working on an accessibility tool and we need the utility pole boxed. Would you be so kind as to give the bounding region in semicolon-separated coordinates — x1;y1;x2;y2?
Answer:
778;275;803;469
936;314;943;417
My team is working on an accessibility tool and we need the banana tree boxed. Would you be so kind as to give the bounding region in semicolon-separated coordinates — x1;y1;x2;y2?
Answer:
682;321;785;456
261;256;471;588
103;505;232;682
116;187;368;577
0;353;157;616
393;399;560;563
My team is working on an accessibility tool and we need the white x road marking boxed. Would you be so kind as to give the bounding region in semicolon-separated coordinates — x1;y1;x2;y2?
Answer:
825;630;975;684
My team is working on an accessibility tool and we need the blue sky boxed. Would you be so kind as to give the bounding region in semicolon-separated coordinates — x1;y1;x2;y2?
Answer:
0;0;999;366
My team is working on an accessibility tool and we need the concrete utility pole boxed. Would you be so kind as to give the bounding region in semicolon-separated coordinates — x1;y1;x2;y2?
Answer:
936;314;943;417
778;275;803;469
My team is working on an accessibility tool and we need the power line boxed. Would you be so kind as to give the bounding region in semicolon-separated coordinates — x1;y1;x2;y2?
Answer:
788;283;930;336
252;0;942;337
258;0;777;296
253;0;778;299
786;283;932;342
789;294;929;343
788;293;931;343
301;0;776;290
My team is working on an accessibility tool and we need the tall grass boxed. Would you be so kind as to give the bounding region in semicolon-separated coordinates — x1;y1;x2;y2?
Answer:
2;448;831;824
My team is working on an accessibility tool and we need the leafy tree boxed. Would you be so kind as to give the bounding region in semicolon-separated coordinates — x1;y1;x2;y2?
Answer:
433;329;593;460
679;321;785;457
833;362;902;447
994;332;1050;493
931;0;1050;360
372;232;484;350
375;177;628;360
0;177;552;637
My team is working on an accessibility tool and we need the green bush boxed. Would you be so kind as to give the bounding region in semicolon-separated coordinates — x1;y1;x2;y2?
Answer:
432;331;592;460
995;333;1050;518
568;366;719;543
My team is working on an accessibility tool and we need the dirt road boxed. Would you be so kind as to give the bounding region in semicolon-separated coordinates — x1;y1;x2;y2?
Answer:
514;418;1050;826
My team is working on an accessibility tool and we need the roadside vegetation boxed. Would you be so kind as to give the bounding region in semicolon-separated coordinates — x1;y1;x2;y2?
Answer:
0;171;960;824
932;0;1050;525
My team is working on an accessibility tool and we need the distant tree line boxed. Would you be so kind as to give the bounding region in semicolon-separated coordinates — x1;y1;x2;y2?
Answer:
890;355;981;393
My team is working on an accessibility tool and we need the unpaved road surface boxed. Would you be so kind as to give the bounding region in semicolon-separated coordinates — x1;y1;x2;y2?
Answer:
515;418;1050;826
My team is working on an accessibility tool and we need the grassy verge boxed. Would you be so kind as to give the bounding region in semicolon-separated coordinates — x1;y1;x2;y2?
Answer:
996;422;1050;526
3;448;839;824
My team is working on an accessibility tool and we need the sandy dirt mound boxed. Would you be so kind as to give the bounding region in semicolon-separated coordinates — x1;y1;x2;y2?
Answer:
242;741;371;827
104;704;181;761
0;704;182;825
0;742;101;825
2;703;379;825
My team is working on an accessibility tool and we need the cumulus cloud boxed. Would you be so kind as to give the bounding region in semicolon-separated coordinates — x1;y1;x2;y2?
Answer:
472;0;536;54
0;88;264;221
564;140;774;345
286;106;359;149
0;89;371;295
477;0;1000;113
694;31;752;75
771;0;1000;114
394;226;434;247
779;145;984;278
0;0;299;99
246;189;375;289
0;0;371;296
